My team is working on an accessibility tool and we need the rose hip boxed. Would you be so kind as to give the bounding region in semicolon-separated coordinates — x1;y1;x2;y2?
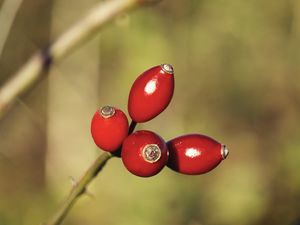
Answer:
121;130;169;177
128;64;174;122
167;134;229;175
91;106;128;152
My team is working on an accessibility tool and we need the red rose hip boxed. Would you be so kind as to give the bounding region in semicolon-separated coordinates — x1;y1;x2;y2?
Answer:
167;134;229;175
91;106;129;152
128;64;175;122
121;130;169;177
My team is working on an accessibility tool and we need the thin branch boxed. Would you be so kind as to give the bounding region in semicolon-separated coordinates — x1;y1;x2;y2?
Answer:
42;152;112;225
0;0;160;118
42;120;139;225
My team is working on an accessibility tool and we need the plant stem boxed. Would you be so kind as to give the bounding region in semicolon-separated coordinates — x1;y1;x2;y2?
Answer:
42;152;112;225
42;120;139;225
111;120;138;157
128;120;137;134
0;0;161;119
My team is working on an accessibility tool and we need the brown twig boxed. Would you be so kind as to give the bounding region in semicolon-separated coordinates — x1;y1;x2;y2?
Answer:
43;120;139;225
42;152;112;225
0;0;160;118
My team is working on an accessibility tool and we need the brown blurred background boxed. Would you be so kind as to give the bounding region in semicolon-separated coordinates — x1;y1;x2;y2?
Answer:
0;0;300;225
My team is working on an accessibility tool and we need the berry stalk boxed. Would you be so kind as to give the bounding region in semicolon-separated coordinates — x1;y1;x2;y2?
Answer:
111;120;138;157
43;120;138;225
128;120;137;134
42;152;112;225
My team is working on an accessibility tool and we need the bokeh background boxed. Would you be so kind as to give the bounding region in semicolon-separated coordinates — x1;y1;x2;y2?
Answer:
1;0;300;225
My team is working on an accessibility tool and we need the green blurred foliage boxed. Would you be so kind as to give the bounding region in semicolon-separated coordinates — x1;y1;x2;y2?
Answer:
1;0;300;225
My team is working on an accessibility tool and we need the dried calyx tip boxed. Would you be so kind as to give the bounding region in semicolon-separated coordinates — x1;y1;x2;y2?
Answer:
100;106;115;118
221;145;229;159
161;64;174;74
142;144;162;163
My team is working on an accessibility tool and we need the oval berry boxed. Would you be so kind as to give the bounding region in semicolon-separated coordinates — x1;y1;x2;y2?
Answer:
121;130;169;177
128;64;175;122
167;134;229;175
91;106;129;152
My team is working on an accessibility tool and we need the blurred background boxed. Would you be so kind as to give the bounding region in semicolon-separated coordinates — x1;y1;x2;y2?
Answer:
0;0;300;225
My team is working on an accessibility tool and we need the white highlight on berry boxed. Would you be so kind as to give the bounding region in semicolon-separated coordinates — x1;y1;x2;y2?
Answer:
144;79;157;95
185;148;201;158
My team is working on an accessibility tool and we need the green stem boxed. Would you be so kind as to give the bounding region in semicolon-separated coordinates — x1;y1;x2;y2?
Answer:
42;121;139;225
42;152;112;225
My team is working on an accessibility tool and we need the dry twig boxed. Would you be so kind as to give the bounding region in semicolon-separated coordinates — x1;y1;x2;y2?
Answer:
0;0;160;118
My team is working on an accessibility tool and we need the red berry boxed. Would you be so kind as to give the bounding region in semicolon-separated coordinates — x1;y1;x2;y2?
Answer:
91;106;129;152
121;130;169;177
128;64;175;122
167;134;229;175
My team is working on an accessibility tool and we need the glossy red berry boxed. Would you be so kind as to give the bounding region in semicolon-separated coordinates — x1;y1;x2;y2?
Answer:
91;106;129;152
167;134;229;175
121;130;169;177
128;64;175;122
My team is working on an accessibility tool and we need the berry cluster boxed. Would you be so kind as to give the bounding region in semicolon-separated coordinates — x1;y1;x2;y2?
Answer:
91;64;229;177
